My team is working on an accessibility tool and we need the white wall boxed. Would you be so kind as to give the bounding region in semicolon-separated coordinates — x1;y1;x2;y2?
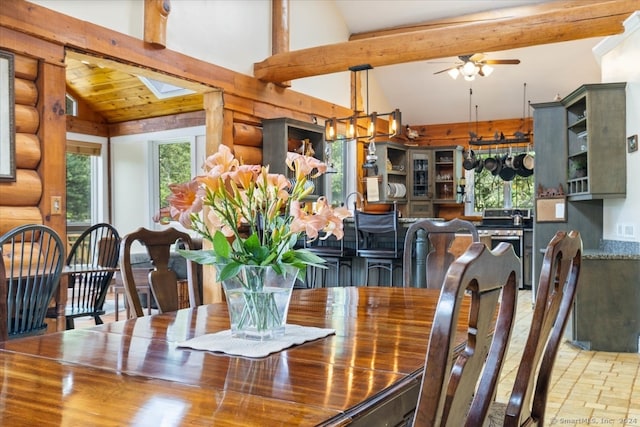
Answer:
595;12;640;243
110;127;206;236
31;0;373;110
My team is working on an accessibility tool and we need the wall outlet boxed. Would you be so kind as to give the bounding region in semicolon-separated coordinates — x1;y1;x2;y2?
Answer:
51;196;62;215
616;223;635;238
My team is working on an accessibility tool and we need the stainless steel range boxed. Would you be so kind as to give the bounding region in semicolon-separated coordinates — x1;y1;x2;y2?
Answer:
478;208;533;289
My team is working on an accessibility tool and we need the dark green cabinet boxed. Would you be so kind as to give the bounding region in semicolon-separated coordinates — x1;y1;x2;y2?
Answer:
563;83;626;200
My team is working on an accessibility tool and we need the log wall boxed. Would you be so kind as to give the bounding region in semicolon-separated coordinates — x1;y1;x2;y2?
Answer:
0;52;43;236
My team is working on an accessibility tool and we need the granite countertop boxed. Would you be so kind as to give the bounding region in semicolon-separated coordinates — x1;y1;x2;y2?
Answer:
582;250;640;260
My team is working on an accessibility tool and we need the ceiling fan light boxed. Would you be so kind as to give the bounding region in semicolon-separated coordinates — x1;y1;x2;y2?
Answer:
462;61;477;77
464;74;475;82
481;64;494;77
447;68;460;80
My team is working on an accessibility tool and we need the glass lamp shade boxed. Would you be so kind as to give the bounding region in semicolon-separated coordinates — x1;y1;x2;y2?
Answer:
324;118;337;141
480;64;494;76
447;67;460;80
462;61;478;77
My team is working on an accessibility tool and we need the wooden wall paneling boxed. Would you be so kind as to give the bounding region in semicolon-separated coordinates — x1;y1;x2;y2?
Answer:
14;104;39;134
0;207;43;236
15;133;41;169
233;146;262;165
14;77;37;106
13;53;38;80
409;118;533;147
233;123;263;147
0;169;42;206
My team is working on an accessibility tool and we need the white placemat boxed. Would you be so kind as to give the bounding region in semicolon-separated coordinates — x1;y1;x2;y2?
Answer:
177;324;335;358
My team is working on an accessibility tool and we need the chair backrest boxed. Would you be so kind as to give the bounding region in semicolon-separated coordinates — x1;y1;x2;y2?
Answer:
414;241;520;427
353;204;400;257
0;254;7;341
503;230;582;427
119;227;201;318
1;224;65;339
403;218;480;288
66;223;120;314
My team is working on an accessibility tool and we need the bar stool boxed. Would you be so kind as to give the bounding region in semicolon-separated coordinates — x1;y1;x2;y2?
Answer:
353;203;402;286
305;233;354;287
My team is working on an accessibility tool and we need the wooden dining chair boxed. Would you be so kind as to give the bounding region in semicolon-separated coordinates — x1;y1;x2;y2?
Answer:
1;224;65;339
403;218;480;289
119;227;201;318
1;254;8;341
484;230;582;427
413;241;520;427
46;223;120;329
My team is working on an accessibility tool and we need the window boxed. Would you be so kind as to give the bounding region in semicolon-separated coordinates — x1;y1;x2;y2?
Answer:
464;151;535;215
325;140;345;206
66;138;106;242
150;136;203;228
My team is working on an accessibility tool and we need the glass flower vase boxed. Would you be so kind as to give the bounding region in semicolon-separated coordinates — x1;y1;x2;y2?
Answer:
220;264;298;340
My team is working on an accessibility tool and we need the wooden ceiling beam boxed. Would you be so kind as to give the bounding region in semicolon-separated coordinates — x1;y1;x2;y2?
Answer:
253;0;636;83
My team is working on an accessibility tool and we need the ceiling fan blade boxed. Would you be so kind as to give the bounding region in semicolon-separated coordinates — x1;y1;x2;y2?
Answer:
469;53;485;62
434;66;458;75
483;59;521;65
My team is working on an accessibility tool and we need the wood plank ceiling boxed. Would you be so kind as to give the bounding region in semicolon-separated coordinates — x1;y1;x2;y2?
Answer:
65;51;215;124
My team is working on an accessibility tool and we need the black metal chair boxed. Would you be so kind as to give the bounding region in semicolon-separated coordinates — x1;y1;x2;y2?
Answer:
403;218;480;289
304;229;355;287
1;224;65;339
353;203;402;286
47;223;120;329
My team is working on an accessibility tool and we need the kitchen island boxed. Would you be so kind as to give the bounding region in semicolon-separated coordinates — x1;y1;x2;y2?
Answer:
569;244;640;353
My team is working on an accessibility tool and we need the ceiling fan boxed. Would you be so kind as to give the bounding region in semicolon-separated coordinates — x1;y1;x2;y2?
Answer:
434;53;520;81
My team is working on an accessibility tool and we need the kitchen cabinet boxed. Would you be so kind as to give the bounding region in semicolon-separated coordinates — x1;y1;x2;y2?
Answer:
262;117;326;200
433;147;461;203
372;141;407;203
407;148;433;217
564;83;626;200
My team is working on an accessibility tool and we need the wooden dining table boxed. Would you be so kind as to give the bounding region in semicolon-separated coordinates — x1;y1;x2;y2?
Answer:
0;286;470;426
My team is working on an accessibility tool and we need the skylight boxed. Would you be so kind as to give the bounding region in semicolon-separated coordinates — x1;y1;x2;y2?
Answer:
138;76;196;99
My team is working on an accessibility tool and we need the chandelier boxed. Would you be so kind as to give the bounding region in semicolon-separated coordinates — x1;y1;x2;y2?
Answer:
324;65;401;142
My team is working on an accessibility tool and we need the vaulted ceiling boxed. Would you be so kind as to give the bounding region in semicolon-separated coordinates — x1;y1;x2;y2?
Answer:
64;1;635;126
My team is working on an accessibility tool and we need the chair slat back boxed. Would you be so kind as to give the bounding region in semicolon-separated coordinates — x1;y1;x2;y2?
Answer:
119;227;201;318
403;218;480;288
414;241;520;427
1;225;64;339
63;223;120;328
504;230;582;427
1;255;7;341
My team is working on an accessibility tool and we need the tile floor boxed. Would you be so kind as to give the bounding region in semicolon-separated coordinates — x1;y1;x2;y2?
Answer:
76;288;640;427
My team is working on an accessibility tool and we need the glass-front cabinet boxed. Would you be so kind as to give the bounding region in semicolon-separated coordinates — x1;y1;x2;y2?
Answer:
408;149;431;199
407;148;433;217
433;148;460;202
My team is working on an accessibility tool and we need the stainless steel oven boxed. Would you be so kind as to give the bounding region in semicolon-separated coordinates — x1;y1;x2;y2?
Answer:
478;209;532;289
